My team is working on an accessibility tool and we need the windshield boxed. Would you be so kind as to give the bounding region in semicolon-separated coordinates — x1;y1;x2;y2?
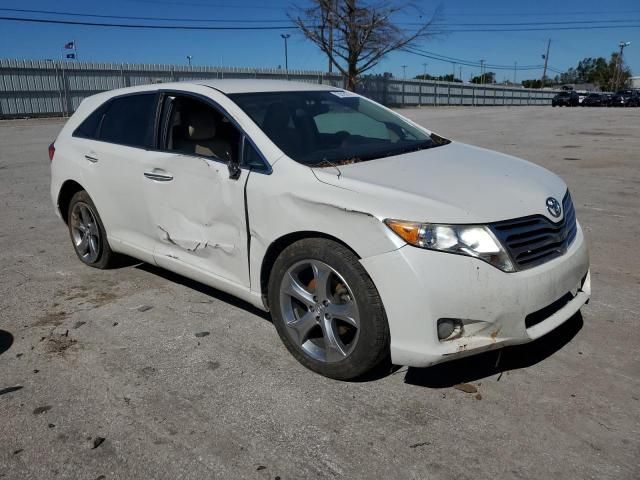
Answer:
228;90;448;166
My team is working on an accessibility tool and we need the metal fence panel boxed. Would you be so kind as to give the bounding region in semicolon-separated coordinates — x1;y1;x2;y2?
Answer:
0;59;559;118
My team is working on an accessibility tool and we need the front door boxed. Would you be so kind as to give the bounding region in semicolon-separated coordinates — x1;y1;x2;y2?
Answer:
141;93;250;287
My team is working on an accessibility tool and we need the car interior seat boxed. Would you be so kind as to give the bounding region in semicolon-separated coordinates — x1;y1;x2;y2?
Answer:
173;107;233;162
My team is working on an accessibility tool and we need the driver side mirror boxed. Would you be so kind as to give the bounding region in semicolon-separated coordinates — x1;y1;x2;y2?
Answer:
228;157;241;180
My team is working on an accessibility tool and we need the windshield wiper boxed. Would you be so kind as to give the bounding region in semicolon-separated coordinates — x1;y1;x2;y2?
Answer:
316;138;442;167
371;140;435;160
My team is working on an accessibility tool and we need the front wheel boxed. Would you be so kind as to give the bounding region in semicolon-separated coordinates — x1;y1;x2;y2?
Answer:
268;238;390;380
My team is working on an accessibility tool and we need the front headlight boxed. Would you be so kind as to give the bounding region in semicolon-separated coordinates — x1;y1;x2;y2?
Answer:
384;219;515;272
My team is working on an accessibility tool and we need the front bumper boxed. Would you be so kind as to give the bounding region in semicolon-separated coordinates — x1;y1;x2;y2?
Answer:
361;223;590;368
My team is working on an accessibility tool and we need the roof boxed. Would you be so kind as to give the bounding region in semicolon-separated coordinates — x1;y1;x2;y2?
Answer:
195;79;340;94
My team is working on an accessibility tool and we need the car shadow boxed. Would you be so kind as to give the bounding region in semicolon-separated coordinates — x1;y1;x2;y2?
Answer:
135;263;272;322
403;312;584;388
0;329;14;356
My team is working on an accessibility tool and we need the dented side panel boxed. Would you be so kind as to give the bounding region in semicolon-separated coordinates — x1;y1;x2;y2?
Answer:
142;153;250;288
245;158;406;295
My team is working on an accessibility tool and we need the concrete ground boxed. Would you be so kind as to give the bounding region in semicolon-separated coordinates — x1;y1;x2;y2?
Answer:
0;106;638;480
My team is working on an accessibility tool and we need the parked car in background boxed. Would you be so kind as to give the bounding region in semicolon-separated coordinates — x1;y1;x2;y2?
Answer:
611;89;640;107
552;91;580;107
582;93;606;107
576;91;588;104
49;80;591;380
600;93;614;107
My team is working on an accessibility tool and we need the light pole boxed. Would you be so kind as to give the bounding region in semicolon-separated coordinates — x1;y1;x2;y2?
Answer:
401;65;408;79
541;39;551;87
513;61;517;84
479;59;486;84
280;34;291;77
186;55;193;66
615;41;631;90
422;62;428;79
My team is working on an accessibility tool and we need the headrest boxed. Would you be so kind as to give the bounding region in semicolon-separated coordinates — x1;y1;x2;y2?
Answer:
187;110;216;140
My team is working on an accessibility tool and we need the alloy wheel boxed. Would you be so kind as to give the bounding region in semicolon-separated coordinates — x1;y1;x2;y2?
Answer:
70;202;101;264
279;259;360;363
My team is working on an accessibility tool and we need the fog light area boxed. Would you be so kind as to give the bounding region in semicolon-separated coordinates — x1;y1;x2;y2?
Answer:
437;318;464;341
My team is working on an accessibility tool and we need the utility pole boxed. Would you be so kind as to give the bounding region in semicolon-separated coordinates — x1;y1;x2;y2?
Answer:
459;66;462;82
479;60;485;84
422;62;427;79
513;61;517;84
614;41;631;90
401;65;408;79
541;39;551;87
281;34;291;77
325;0;337;73
452;62;456;81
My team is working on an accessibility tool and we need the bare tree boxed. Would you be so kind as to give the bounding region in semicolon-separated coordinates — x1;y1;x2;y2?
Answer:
291;0;439;90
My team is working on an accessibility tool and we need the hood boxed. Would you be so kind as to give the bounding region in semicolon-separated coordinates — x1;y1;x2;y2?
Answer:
311;142;567;224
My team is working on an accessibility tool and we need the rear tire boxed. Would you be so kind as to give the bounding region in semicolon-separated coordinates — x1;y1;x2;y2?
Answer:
268;238;390;380
67;190;117;269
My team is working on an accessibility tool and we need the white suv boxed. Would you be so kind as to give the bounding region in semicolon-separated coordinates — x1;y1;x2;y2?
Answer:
50;80;590;380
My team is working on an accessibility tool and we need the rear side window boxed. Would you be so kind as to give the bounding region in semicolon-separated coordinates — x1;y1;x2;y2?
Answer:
74;103;107;139
98;94;157;148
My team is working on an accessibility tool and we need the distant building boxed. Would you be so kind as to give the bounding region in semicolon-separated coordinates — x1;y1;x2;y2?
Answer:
631;77;640;89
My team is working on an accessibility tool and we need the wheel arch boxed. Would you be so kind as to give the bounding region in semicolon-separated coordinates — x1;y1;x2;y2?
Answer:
57;179;86;224
259;231;360;308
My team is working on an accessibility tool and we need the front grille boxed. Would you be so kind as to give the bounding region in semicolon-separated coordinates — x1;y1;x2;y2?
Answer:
489;191;577;270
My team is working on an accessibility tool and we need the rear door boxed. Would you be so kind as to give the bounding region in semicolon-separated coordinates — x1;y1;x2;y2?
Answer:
72;92;160;261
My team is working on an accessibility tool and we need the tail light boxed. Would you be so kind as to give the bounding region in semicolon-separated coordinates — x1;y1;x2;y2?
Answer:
48;142;55;162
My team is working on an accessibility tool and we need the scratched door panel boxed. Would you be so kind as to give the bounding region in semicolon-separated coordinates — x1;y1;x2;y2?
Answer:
143;153;250;288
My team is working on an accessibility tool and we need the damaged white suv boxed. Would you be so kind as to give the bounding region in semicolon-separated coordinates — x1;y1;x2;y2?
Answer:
50;80;590;380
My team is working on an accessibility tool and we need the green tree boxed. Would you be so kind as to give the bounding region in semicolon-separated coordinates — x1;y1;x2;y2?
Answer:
470;72;495;84
558;52;632;91
522;79;542;88
414;73;461;82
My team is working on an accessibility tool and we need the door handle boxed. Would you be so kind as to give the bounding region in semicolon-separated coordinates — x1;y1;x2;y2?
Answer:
144;170;174;182
84;154;99;163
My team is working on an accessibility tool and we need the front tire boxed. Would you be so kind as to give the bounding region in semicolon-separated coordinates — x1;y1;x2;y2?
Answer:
67;190;117;269
268;238;390;380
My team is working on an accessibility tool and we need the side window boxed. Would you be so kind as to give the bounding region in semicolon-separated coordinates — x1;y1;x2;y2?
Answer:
74;103;108;139
161;95;240;163
98;94;157;148
242;138;269;173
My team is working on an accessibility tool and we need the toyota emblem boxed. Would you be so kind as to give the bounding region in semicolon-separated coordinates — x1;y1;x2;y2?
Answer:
546;197;562;218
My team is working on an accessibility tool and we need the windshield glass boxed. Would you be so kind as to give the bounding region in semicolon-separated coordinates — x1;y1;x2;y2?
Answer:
228;91;448;166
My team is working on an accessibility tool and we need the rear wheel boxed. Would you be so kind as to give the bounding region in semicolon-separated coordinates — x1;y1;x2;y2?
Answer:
67;190;117;269
268;238;390;380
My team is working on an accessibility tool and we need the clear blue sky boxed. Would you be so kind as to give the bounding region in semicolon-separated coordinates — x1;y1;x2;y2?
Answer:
0;0;638;82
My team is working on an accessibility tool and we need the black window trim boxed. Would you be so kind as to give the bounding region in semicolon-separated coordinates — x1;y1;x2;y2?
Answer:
72;91;161;150
154;89;272;175
71;88;272;175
